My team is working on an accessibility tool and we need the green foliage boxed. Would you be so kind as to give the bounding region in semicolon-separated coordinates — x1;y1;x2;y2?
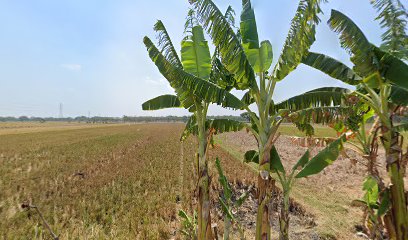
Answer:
294;123;315;136
363;176;379;208
189;1;354;238
181;25;212;80
244;150;259;164
224;6;236;28
370;0;408;60
180;116;247;141
309;9;408;107
353;177;391;219
363;72;381;89
215;158;232;201
292;150;310;171
394;123;408;132
273;0;325;81
288;106;351;130
240;0;259;50
296;135;347;178
180;115;197;141
215;158;250;239
240;0;273;73
209;57;236;91
259;41;273;72
273;87;350;113
207;119;247;134
377;189;391;217
328;10;378;77
153;20;183;68
178;210;198;239
270;146;285;173
240;91;255;106
302;52;361;85
190;0;256;90
374;47;408;91
216;158;251;210
143;37;245;110
390;85;408;105
142;95;181;110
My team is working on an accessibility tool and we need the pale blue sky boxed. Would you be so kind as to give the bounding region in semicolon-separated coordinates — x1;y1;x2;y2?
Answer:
0;0;383;117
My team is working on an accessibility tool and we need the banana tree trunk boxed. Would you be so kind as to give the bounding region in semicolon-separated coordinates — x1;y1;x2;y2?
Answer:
279;189;290;240
197;113;214;240
255;173;273;240
255;147;274;240
197;160;213;240
382;127;408;240
255;118;280;240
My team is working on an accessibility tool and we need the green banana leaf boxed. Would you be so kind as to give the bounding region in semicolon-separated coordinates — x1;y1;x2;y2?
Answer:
190;0;256;90
215;158;232;200
153;20;182;68
259;40;273;72
273;0;324;81
292;150;310;171
180;115;197;141
270;146;285;173
181;117;246;141
142;94;181;110
296;135;346;178
328;10;378;77
390;85;408;106
181;25;212;80
235;190;251;207
394;123;408;132
374;47;408;91
144;36;245;110
272;87;350;113
301;51;361;85
207;118;247;134
244;150;259;164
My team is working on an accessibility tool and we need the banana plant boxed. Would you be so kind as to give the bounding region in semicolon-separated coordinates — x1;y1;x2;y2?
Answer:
330;101;391;236
215;158;250;240
244;135;347;240
352;176;391;239
370;0;408;60
179;209;198;239
142;12;247;240
188;0;352;238
301;8;408;239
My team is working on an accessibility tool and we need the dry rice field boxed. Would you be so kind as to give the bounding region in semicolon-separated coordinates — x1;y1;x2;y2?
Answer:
1;122;392;239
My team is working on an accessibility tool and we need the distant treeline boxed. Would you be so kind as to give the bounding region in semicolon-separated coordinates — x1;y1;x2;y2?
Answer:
0;115;247;123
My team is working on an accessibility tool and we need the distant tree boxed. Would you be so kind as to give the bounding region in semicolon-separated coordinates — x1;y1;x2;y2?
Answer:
18;116;29;121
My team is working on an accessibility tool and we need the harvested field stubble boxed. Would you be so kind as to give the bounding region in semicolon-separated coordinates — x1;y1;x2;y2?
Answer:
1;123;198;239
3;123;399;239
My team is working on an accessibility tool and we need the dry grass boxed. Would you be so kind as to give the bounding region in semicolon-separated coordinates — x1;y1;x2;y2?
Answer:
1;123;198;239
0;121;126;136
278;123;338;138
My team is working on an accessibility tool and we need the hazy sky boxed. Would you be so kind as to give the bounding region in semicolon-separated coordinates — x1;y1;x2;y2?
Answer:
0;0;383;117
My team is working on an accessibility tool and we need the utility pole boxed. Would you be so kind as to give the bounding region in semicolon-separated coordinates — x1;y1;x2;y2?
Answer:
59;103;63;118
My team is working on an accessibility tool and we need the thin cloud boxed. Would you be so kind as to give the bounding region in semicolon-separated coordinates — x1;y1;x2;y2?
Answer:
61;64;82;71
